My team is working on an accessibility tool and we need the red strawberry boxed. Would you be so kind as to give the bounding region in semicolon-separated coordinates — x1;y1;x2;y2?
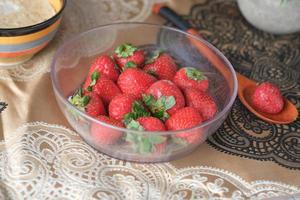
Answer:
113;43;145;69
251;82;284;114
85;92;106;117
83;71;121;105
144;80;185;119
143;53;177;80
184;88;217;121
91;115;124;145
173;67;209;92
87;55;120;82
109;94;150;121
137;117;166;131
69;89;105;117
125;118;167;153
117;68;156;98
109;94;136;121
166;107;204;144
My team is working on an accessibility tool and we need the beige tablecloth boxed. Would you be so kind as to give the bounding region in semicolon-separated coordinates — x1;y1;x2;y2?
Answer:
0;0;299;199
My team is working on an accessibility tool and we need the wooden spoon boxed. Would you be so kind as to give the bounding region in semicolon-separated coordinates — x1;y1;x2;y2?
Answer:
236;73;298;124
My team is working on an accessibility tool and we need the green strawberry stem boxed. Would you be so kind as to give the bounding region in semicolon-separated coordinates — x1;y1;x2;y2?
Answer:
145;70;158;78
171;136;188;146
123;101;151;125
68;89;90;110
124;61;137;69
125;119;166;154
142;94;175;121
115;43;137;58
86;71;100;92
145;49;164;64
185;67;207;81
126;119;144;131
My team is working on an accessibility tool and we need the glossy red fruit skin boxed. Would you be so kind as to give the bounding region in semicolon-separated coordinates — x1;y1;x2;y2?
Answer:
184;88;217;121
83;75;121;105
251;82;284;114
137;116;167;153
137;117;166;131
87;55;120;82
109;94;137;121
85;92;106;117
143;53;177;80
91;115;124;145
173;67;209;92
146;80;185;115
166;107;204;144
117;68;156;99
114;50;145;69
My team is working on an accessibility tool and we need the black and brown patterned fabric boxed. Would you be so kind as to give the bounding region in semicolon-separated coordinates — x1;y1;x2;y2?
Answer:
164;0;300;169
0;102;7;114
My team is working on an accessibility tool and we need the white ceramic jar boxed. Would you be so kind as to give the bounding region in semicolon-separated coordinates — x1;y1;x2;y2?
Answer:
237;0;300;34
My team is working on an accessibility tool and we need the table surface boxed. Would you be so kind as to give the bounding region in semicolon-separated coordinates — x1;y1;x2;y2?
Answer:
0;0;299;199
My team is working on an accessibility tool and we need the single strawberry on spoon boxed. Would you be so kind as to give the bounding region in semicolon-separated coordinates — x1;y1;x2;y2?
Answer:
236;74;298;124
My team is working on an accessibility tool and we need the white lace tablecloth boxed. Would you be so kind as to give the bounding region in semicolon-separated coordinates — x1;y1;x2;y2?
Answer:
0;122;299;200
0;0;300;199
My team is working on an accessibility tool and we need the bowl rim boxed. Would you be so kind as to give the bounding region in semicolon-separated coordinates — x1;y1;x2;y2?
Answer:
0;0;67;34
50;22;238;135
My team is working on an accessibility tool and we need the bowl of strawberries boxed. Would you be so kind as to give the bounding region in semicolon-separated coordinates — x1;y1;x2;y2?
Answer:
50;22;238;162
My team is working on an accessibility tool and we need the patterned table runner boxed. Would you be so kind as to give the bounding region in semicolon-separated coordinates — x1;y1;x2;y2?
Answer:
164;0;300;170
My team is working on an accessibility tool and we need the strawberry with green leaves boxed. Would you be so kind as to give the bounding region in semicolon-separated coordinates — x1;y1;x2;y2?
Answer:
144;80;185;119
166;107;204;144
87;55;120;82
83;71;121;105
91;115;124;145
142;94;175;121
113;43;145;69
173;67;209;92
109;94;150;122
143;52;177;80
125;117;167;154
69;88;105;117
117;68;156;98
184;88;217;121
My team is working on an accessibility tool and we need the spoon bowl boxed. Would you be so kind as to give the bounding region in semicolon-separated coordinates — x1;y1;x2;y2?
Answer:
237;73;298;124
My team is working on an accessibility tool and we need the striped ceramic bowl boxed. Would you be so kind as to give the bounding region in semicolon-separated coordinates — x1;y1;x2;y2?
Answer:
0;0;67;68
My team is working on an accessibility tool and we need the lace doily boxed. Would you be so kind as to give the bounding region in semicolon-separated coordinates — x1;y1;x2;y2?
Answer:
0;122;299;200
0;0;156;82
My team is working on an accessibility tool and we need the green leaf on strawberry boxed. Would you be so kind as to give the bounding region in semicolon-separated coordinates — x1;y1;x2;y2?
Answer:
90;71;100;86
124;61;137;69
142;94;175;121
126;119;144;131
171;136;188;146
145;50;163;64
185;67;207;81
148;135;166;144
115;43;137;58
85;71;100;92
146;70;158;78
68;88;91;110
123;101;151;125
125;121;166;154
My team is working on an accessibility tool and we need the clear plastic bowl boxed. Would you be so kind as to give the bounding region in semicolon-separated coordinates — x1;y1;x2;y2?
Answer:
50;22;237;162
